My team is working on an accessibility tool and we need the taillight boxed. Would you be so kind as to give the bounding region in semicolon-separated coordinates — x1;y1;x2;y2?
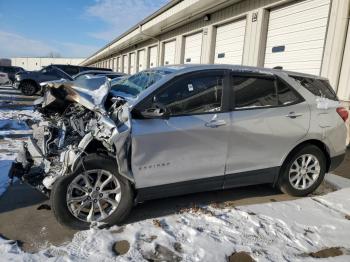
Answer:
0;73;5;77
336;107;349;122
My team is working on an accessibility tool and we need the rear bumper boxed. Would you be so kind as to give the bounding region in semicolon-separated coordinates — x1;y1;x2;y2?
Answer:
329;153;346;172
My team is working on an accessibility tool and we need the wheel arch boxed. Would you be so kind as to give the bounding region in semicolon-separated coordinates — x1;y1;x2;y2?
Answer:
75;137;135;184
276;139;331;185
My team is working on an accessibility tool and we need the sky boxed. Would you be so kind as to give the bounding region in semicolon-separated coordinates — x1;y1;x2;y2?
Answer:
0;0;168;58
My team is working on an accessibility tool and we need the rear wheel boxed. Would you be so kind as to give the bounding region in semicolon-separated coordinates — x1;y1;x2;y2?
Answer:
278;145;326;197
51;154;133;230
20;81;37;96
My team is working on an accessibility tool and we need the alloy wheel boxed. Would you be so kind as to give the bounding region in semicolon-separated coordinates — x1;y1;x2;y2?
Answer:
66;169;121;222
22;83;36;95
288;154;321;190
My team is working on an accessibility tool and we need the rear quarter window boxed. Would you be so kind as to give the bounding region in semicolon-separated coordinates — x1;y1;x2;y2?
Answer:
290;76;338;101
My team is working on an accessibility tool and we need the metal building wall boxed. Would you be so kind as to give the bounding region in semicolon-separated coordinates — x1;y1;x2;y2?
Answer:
85;0;350;101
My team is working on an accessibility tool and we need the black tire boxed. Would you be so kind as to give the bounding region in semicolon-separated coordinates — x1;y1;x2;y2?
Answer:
277;145;326;197
51;154;134;230
20;81;37;96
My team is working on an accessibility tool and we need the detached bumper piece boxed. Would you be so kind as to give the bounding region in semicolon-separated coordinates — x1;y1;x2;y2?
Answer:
9;138;49;196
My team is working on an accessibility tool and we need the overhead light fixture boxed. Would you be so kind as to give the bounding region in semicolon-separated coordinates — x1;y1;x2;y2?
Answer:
204;14;211;21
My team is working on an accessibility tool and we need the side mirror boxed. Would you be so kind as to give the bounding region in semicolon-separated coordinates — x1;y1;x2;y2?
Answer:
141;103;169;118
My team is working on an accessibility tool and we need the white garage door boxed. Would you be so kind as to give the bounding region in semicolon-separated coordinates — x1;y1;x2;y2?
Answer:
264;0;331;75
123;55;128;74
130;53;136;74
184;32;203;64
138;49;146;72
117;57;121;72
163;40;176;65
149;46;158;68
214;19;246;65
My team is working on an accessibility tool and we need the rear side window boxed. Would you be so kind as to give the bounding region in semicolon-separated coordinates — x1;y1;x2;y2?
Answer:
233;77;277;109
277;80;301;105
291;76;338;101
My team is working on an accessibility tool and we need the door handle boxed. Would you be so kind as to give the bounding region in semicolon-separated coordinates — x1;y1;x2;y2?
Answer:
285;112;303;119
205;119;227;128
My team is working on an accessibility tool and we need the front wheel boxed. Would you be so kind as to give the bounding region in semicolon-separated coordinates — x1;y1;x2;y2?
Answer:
278;145;326;197
20;81;37;96
51;154;133;230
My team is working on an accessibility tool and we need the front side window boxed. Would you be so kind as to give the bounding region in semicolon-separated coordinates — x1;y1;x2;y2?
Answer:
233;76;277;109
155;74;223;116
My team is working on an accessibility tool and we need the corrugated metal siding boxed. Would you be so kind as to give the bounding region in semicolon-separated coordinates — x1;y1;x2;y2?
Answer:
214;19;246;65
264;0;331;75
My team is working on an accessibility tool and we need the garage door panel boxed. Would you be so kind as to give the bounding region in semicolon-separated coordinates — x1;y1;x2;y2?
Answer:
266;39;325;50
163;41;176;65
264;0;330;74
265;48;324;63
270;0;329;19
267;16;328;36
184;32;203;64
266;29;327;47
149;46;158;68
216;24;246;34
214;19;246;65
123;55;128;74
130;53;136;74
215;36;246;47
138;50;145;72
269;8;329;29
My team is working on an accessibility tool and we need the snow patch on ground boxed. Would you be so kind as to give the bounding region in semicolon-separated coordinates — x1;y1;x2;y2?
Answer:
0;189;350;261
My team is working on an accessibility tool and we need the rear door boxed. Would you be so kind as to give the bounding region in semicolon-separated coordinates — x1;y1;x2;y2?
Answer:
224;72;310;187
131;70;231;190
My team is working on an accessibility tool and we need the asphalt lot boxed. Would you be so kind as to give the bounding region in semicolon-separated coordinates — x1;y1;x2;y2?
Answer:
0;84;345;252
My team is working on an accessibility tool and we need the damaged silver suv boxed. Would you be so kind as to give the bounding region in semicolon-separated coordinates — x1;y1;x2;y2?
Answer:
10;65;348;229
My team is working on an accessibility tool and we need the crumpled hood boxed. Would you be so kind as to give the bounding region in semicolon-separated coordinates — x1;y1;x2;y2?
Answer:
42;77;110;113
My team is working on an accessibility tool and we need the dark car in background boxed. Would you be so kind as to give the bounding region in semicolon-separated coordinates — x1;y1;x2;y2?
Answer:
0;65;25;84
14;64;112;95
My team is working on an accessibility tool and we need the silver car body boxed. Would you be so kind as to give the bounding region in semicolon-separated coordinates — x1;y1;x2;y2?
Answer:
127;65;346;196
14;64;347;200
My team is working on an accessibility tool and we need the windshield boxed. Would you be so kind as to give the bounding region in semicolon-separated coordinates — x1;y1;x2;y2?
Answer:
111;70;171;97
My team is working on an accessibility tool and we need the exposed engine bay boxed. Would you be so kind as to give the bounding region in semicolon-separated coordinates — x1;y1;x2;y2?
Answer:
10;77;132;195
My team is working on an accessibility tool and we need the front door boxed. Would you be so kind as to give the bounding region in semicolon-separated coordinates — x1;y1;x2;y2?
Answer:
131;70;230;193
224;73;310;188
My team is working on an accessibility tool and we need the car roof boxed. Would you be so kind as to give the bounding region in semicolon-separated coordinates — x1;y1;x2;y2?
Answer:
147;64;328;80
73;70;126;77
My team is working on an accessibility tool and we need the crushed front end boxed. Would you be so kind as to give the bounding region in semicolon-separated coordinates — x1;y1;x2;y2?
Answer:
9;77;132;195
